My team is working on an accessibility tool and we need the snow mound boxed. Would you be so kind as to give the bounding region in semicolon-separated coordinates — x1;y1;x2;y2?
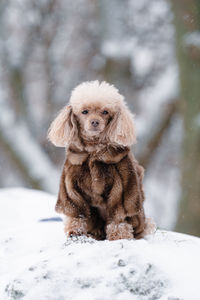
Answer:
0;188;200;300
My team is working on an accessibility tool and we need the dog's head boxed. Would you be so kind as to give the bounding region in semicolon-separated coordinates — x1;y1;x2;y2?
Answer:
48;81;136;148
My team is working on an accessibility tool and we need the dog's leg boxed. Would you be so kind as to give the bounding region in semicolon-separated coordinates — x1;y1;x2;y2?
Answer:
64;216;94;237
105;205;134;240
65;215;105;240
55;166;98;238
104;169;134;240
64;205;106;240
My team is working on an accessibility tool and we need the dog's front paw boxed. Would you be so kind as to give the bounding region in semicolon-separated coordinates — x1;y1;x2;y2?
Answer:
106;222;134;241
65;217;88;237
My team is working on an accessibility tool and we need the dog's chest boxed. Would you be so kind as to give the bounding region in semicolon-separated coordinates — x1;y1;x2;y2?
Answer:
78;159;114;200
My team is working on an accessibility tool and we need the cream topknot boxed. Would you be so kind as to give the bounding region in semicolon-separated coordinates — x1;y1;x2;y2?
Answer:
69;81;125;114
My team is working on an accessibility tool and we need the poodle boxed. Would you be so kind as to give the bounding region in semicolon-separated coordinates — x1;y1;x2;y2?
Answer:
48;81;155;240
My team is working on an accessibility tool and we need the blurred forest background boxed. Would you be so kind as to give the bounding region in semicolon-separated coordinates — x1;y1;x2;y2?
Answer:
0;0;199;236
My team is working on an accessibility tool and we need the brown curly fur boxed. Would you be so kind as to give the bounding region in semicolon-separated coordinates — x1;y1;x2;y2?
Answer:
48;81;154;240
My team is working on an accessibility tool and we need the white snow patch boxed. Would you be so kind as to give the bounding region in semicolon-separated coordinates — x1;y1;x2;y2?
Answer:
0;101;59;193
135;65;179;138
0;188;200;300
131;47;154;77
101;40;133;59
144;115;183;230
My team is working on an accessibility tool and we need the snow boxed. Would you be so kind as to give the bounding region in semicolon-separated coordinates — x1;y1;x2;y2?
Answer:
0;101;59;193
0;188;200;300
144;115;183;230
135;65;179;138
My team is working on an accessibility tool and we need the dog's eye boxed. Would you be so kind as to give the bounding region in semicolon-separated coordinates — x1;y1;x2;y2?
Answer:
82;110;89;114
102;110;108;115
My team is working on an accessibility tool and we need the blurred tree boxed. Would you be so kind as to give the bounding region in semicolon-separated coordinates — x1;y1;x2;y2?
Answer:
172;0;200;236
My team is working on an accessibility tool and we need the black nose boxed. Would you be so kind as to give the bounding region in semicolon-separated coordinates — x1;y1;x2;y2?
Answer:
91;120;99;127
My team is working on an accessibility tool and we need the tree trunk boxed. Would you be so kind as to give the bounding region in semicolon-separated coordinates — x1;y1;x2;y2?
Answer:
172;0;200;236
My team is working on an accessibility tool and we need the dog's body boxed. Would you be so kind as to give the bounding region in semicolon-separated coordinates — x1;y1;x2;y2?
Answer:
56;145;145;240
48;81;155;240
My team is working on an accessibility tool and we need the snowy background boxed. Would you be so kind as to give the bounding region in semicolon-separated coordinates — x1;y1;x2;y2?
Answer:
0;0;182;231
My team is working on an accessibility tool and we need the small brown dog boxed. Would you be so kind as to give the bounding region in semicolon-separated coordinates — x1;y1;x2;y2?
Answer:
48;81;154;240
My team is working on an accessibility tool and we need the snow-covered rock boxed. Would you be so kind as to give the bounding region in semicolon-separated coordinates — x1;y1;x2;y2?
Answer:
0;188;200;300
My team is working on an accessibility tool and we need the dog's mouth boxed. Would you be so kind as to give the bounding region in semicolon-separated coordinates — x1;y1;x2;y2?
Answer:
90;127;99;131
88;128;102;136
81;127;105;140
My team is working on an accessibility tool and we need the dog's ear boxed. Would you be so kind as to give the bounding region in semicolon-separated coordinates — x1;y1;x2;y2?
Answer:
47;105;78;147
107;105;136;147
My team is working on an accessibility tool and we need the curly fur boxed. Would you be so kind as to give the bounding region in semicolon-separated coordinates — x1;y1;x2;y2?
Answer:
48;80;155;240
